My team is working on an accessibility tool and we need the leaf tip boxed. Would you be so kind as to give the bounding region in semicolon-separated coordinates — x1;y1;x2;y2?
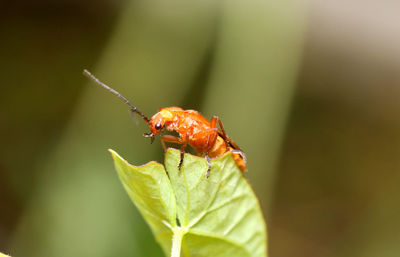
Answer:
108;148;119;159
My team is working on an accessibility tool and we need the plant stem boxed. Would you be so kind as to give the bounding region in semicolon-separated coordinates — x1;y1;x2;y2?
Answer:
171;227;186;257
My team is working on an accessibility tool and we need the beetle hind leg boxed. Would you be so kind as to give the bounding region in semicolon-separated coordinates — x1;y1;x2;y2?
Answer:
230;149;247;164
229;149;247;172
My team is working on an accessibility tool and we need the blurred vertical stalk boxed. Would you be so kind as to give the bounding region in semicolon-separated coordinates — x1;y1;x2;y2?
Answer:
202;0;307;211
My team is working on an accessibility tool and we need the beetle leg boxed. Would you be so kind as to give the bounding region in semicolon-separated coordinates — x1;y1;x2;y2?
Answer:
211;116;229;149
208;116;222;146
161;135;188;170
230;149;247;165
210;116;218;129
210;116;221;134
161;139;168;152
217;118;232;149
178;141;187;170
161;135;183;152
217;118;227;138
179;151;184;169
205;154;211;178
216;117;244;151
178;140;188;170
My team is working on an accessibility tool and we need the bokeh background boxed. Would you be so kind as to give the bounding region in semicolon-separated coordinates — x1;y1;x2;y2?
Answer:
1;0;400;256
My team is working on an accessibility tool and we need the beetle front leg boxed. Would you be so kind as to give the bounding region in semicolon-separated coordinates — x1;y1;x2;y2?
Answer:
178;141;188;170
161;135;187;170
161;135;183;152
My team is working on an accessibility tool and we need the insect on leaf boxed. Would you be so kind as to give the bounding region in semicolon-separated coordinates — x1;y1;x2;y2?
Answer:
110;148;267;257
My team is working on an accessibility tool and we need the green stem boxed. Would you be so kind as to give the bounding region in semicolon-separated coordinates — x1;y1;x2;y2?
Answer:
171;227;186;257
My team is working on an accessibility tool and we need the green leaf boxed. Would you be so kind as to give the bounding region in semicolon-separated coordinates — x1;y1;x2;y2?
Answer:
110;148;267;257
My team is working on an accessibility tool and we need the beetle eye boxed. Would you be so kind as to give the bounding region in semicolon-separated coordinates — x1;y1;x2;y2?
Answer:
155;123;162;130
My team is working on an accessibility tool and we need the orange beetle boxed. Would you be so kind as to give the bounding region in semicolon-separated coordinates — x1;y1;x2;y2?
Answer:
83;70;246;176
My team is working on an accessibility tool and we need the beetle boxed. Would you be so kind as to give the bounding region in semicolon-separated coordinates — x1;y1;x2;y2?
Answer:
83;69;246;177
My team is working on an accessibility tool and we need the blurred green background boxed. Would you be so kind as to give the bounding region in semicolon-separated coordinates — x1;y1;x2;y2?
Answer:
1;0;400;256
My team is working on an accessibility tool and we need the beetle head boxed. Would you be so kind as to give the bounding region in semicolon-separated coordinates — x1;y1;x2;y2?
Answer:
143;112;167;143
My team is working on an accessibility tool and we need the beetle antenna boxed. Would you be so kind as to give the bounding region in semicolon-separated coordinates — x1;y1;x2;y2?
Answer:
83;69;150;123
